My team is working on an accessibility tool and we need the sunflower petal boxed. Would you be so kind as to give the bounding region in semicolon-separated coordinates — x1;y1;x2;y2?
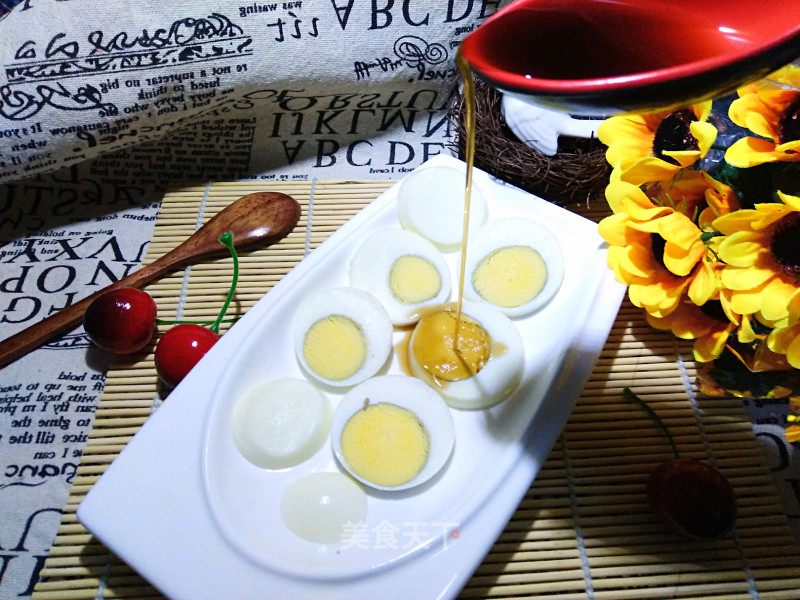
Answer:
750;205;791;230
725;136;792;168
778;192;800;211
630;274;688;317
664;240;705;276
767;324;798;354
606;247;632;284
691;101;713;122
598;213;633;246
712;209;758;235
688;261;721;305
761;278;798;322
729;287;766;315
597;117;653;166
720;264;774;289
717;231;771;267
728;93;781;139
693;327;731;362
786;289;800;324
659;212;700;248
621;243;657;277
737;315;758;343
689;121;718;156
785;332;800;370
650;303;714;338
617;156;685;185
774;139;800;154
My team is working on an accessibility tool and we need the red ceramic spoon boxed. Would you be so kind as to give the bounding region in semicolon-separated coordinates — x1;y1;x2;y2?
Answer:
460;0;800;115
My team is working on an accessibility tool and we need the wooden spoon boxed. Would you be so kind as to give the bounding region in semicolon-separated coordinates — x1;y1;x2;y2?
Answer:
0;191;301;368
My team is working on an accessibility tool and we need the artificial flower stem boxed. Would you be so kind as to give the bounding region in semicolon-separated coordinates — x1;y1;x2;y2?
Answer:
210;231;239;335
623;387;680;459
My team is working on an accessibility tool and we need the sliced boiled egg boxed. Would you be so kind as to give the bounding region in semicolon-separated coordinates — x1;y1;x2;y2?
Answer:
349;228;451;326
408;301;524;410
230;377;331;470
294;287;393;388
331;374;455;491
463;217;564;317
396;165;488;251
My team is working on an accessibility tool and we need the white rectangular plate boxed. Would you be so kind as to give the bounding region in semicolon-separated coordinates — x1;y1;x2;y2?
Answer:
78;155;625;600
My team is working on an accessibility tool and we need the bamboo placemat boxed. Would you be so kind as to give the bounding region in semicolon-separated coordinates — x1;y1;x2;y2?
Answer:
33;180;800;600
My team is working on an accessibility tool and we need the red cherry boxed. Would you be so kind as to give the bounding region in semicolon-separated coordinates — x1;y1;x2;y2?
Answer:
154;324;220;388
647;458;737;540
83;288;157;354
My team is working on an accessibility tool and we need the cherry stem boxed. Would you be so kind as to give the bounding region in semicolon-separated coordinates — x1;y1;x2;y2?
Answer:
210;231;239;334
155;317;240;326
623;387;680;459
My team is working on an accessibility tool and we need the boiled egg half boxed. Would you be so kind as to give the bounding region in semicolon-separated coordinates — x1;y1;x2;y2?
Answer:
408;301;524;409
331;374;455;491
230;377;331;470
294;287;393;388
349;228;451;326
463;217;564;317
396;165;488;251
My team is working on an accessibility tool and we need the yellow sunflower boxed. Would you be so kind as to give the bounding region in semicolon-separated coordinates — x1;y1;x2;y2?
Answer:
598;101;717;185
599;178;733;318
713;191;800;327
725;64;800;168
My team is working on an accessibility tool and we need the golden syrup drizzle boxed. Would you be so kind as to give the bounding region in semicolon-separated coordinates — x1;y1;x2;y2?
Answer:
454;47;476;353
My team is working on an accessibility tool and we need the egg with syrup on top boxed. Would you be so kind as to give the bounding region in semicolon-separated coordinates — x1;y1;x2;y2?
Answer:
349;228;451;326
293;287;393;388
408;301;524;410
463;217;564;317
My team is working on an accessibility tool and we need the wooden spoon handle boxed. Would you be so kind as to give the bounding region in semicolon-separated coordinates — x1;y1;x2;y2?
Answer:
0;192;300;369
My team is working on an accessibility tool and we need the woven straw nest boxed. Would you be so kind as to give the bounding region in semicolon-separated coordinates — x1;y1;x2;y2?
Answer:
449;81;612;206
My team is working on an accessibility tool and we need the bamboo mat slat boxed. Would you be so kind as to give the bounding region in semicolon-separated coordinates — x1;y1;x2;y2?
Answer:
33;180;800;600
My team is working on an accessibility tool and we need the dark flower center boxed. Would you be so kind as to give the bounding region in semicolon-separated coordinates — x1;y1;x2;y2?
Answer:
699;300;728;323
652;109;700;166
779;95;800;144
651;233;667;268
770;211;800;276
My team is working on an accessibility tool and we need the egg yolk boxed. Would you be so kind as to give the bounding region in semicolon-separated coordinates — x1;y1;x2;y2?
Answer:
411;310;490;382
389;254;442;304
341;402;430;487
472;246;547;308
303;315;366;381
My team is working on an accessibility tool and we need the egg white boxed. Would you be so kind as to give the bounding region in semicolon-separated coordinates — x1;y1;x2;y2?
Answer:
396;165;488;251
408;301;524;410
463;217;564;317
330;374;455;491
293;287;393;388
230;377;331;470
349;228;451;326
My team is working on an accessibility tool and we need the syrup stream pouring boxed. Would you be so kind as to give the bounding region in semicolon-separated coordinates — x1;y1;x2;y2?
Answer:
0;191;302;369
